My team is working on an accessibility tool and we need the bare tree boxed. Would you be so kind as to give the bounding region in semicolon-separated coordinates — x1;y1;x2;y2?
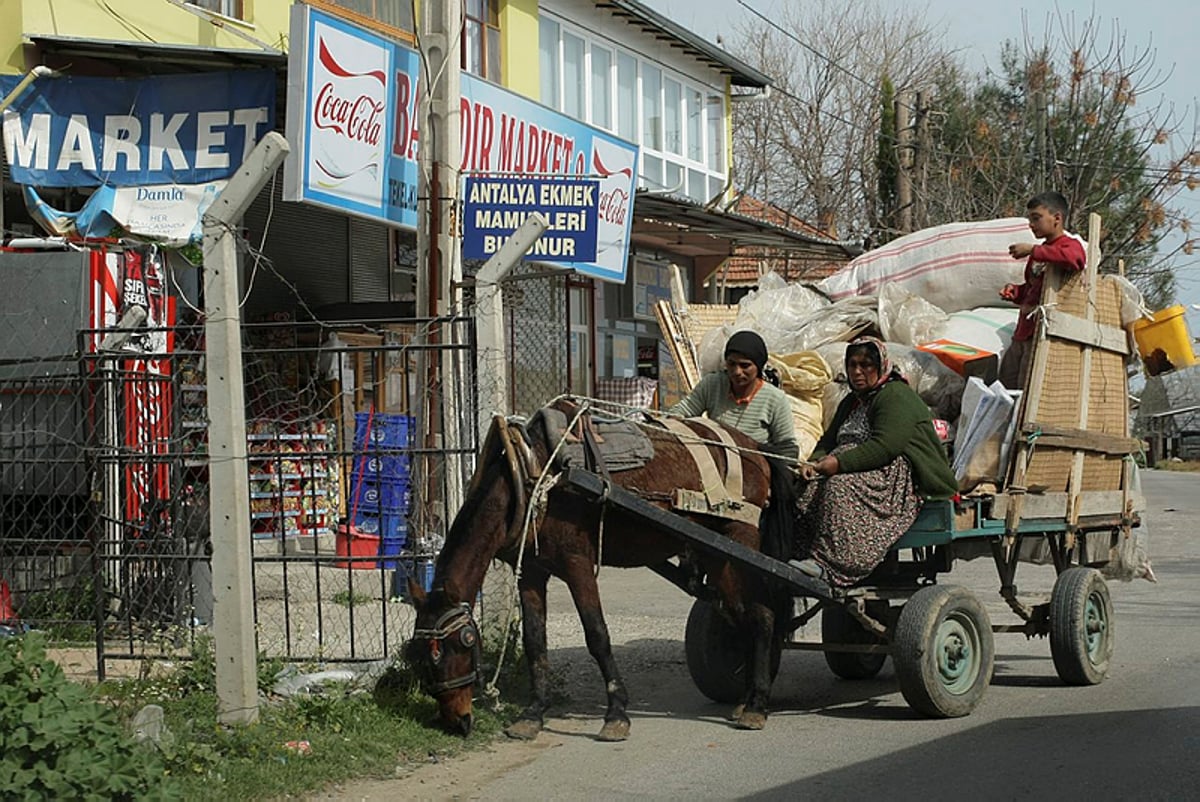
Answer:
729;0;948;243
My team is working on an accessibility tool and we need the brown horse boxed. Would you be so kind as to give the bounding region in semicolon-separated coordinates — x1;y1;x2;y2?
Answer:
405;399;790;740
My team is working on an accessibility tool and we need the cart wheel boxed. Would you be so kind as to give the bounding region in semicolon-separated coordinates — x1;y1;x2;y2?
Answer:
893;585;994;718
822;602;889;680
1050;567;1113;685
685;599;776;704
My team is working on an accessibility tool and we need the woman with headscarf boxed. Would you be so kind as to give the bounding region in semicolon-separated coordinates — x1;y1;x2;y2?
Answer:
791;337;956;587
669;330;799;463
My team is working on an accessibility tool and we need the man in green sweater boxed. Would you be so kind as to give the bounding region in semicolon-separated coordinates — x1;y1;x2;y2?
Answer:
792;337;955;587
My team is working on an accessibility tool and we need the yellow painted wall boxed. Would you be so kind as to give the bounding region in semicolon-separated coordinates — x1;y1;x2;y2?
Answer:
501;0;538;98
2;0;293;75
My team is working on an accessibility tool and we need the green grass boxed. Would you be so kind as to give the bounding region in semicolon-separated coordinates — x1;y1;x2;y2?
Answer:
331;589;373;607
90;633;523;800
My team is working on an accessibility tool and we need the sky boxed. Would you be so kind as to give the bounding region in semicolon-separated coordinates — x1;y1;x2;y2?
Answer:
642;0;1200;323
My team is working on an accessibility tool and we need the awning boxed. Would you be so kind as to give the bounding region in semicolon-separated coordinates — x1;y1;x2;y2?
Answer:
631;192;860;262
27;35;285;72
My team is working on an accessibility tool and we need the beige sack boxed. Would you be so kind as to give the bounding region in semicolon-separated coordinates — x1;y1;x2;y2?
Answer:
768;351;832;460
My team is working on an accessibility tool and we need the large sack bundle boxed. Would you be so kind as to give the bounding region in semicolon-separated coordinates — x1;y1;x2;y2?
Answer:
769;351;832;460
818;218;1036;313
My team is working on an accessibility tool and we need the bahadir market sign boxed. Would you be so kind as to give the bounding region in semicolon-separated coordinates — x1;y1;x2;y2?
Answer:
284;4;637;283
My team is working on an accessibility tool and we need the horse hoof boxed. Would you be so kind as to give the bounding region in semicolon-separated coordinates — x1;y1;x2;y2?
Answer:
505;719;543;741
728;704;745;721
596;720;630;742
734;710;767;731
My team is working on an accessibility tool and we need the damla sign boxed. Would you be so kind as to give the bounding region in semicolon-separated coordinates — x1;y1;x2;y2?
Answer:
284;4;639;283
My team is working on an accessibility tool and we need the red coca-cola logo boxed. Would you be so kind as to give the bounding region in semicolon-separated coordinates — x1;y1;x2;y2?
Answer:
313;37;386;146
599;187;628;225
314;83;384;146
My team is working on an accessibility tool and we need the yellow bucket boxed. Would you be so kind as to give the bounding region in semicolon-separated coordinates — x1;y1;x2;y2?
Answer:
1132;304;1197;376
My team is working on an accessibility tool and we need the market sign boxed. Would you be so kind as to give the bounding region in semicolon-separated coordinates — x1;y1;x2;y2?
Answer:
462;176;599;262
0;70;275;186
284;4;638;283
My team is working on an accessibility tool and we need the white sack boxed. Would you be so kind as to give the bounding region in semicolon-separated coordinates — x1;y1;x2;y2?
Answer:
878;283;949;346
818;218;1036;313
942;307;1020;357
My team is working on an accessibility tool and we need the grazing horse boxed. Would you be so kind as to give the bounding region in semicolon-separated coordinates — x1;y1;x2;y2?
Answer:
405;399;790;740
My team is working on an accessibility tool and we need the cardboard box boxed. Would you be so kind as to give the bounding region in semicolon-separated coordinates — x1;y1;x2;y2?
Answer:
917;339;999;383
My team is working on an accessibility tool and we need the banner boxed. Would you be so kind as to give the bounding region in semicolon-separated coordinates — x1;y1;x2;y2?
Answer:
285;5;638;282
0;70;275;187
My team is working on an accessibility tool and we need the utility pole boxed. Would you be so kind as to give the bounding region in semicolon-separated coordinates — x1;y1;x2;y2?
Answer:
914;90;929;231
203;132;289;726
416;0;464;545
895;91;913;234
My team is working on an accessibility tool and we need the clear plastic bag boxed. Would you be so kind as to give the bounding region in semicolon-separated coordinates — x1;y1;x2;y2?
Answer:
878;283;949;346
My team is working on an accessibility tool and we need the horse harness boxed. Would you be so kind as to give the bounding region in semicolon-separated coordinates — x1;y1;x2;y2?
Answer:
408;601;482;693
493;410;763;536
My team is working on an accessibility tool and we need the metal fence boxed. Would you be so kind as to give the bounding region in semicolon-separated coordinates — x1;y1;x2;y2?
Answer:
0;299;476;677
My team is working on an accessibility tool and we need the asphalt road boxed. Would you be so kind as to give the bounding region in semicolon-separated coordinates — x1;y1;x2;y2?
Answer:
357;469;1200;801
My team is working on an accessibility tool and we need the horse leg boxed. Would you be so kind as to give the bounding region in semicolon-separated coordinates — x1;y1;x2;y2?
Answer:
562;561;631;742
734;599;777;731
505;567;552;741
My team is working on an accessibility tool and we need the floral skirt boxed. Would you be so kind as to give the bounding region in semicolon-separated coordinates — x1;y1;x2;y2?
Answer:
794;445;922;588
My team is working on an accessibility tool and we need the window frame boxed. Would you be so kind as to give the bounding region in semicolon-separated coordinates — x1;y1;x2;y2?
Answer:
462;0;502;82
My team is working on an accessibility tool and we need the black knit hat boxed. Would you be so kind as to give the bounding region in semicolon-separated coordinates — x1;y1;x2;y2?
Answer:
724;330;768;374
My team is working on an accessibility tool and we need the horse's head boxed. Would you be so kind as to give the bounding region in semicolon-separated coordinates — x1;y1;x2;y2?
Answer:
404;577;482;736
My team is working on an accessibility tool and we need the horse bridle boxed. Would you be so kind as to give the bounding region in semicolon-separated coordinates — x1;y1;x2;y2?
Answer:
409;601;482;694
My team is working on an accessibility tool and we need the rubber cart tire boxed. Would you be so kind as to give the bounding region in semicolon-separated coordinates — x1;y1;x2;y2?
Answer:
1050;567;1114;685
893;585;994;718
822;602;889;680
685;599;767;704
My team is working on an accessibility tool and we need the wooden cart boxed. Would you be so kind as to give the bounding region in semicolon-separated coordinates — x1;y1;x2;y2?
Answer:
621;213;1143;717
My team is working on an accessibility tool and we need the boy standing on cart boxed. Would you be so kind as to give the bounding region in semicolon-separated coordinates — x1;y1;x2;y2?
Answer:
998;191;1087;389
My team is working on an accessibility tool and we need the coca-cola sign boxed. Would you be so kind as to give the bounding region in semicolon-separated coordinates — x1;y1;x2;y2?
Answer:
285;4;638;282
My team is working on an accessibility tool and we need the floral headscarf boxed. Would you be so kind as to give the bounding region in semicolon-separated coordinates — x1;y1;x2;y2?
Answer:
845;336;904;395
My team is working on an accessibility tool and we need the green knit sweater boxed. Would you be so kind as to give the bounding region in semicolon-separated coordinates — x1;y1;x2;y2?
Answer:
813;381;957;499
669;371;799;462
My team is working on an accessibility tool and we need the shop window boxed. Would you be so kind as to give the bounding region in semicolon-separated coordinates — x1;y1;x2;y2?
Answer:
463;0;501;82
567;280;593;396
190;0;243;19
311;0;415;35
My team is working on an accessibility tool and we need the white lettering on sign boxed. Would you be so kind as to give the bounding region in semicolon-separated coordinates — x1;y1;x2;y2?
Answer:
3;108;270;175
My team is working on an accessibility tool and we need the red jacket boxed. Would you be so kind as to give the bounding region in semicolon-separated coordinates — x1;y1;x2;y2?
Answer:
1011;234;1087;341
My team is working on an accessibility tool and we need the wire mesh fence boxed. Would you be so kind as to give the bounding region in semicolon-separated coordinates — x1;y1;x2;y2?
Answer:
0;243;477;677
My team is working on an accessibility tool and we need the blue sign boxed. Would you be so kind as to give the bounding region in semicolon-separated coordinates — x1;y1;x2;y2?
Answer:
0;70;276;187
463;177;599;262
284;4;638;283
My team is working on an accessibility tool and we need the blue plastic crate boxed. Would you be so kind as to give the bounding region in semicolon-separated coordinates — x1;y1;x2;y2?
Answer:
353;413;414;449
349;510;407;541
378;534;408;569
350;477;411;514
352;453;411;481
